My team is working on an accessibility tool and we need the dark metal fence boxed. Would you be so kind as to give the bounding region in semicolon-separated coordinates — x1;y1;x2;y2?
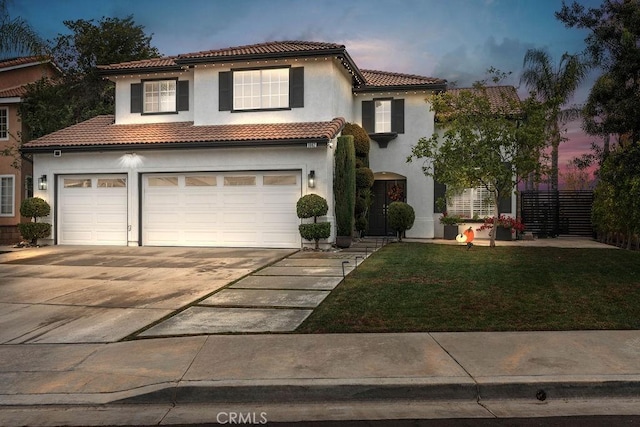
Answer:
520;191;594;237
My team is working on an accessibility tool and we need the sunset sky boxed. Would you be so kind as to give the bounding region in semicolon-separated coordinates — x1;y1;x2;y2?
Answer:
10;0;605;183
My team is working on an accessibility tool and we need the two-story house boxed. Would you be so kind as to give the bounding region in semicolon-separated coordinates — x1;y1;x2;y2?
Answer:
0;56;61;244
21;41;516;248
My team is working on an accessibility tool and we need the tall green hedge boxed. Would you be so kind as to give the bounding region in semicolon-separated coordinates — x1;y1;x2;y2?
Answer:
334;135;356;236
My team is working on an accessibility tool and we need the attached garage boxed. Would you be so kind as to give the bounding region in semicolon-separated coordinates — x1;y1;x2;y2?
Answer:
142;171;301;248
57;175;128;245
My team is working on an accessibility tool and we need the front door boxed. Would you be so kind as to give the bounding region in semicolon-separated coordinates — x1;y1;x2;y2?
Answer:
367;179;406;236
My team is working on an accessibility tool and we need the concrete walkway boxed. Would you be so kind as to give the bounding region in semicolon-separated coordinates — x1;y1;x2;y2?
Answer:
1;237;639;425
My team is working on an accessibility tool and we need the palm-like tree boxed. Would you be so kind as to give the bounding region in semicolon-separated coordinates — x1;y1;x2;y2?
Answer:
521;49;588;190
0;0;45;58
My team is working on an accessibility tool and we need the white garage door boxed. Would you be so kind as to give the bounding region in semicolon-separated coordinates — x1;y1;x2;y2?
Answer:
58;175;128;245
142;171;301;248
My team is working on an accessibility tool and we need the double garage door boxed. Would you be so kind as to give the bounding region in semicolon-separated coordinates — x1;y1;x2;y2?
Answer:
58;171;301;248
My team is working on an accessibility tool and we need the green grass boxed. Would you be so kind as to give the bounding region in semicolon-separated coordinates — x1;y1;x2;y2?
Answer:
296;242;640;333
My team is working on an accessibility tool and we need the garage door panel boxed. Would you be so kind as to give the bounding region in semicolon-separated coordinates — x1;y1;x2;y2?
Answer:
143;172;301;248
58;175;127;246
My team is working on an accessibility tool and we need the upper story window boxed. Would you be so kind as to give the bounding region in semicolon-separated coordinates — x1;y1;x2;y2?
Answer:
233;68;289;110
130;79;189;114
375;100;392;133
0;107;8;140
144;80;176;113
219;67;304;112
362;98;404;135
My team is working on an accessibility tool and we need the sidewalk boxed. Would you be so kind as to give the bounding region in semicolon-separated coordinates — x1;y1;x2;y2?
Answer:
1;237;639;425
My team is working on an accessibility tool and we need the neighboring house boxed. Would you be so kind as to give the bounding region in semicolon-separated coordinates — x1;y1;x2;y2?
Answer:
0;56;61;244
21;41;517;248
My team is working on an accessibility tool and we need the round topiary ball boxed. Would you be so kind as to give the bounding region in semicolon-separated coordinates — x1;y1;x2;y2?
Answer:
20;197;51;220
296;194;329;219
355;167;374;189
342;122;370;157
388;201;415;241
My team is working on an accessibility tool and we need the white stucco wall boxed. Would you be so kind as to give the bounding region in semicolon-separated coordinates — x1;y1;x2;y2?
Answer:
32;143;336;247
359;92;438;239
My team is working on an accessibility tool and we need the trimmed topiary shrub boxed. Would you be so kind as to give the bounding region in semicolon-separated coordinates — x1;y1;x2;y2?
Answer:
18;197;51;245
355;167;374;189
334;135;356;242
296;194;330;250
388;201;415;241
342;122;370;157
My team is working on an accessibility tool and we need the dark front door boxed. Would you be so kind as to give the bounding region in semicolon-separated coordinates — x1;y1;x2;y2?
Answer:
368;179;406;236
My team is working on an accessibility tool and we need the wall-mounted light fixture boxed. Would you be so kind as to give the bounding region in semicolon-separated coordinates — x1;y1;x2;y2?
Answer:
308;170;315;188
38;175;47;191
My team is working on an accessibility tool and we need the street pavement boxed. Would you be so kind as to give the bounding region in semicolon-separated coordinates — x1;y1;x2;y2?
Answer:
0;237;639;426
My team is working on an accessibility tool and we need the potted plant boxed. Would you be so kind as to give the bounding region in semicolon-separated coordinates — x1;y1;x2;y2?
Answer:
477;215;525;241
439;212;463;240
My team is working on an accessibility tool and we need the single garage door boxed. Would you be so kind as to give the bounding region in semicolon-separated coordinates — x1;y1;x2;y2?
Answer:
58;175;128;245
142;171;301;248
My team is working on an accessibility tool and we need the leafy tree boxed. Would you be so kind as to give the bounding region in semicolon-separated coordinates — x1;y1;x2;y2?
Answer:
557;0;640;146
408;82;546;247
520;49;588;190
0;0;46;58
20;15;160;138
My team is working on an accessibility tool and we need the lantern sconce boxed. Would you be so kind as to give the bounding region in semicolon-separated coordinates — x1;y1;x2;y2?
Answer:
308;170;315;188
38;175;47;191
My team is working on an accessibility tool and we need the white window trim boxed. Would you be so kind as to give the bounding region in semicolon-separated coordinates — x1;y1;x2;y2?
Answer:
0;174;15;217
233;68;289;111
0;107;8;140
143;79;177;113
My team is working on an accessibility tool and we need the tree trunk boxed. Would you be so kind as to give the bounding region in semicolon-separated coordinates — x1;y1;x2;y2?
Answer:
490;192;499;248
550;121;560;191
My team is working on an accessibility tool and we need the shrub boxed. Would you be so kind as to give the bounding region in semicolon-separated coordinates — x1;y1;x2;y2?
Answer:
20;196;50;219
18;197;52;245
296;194;330;250
334;135;356;236
388;201;415;241
355;216;368;232
342;122;370;157
355;167;374;189
296;194;328;219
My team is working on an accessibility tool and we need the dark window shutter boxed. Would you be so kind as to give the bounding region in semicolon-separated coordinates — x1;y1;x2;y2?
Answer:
499;192;512;214
392;99;404;133
433;179;447;213
130;83;142;113
362;100;374;133
177;80;189;111
219;71;232;111
290;67;304;108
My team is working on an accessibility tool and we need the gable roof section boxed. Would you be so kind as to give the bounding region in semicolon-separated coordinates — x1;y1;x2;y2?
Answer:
0;55;61;74
21;115;346;153
357;69;446;93
444;86;522;117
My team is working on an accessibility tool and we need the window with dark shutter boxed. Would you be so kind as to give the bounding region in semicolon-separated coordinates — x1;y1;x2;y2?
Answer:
219;71;232;111
130;83;142;113
177;80;189;111
290;67;304;108
391;99;404;133
433;179;447;213
362;100;374;133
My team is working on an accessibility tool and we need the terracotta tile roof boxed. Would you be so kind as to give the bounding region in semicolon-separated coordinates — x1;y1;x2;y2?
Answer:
0;85;27;98
0;56;42;69
446;86;522;115
178;41;346;60
21;115;346;152
96;56;179;72
359;69;446;90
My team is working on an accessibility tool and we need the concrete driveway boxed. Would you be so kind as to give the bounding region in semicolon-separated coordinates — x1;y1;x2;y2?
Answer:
0;246;294;344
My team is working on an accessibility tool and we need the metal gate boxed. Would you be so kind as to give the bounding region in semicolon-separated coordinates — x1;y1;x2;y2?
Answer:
520;191;594;237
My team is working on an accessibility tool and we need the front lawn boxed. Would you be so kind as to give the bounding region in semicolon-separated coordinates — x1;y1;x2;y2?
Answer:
296;242;640;332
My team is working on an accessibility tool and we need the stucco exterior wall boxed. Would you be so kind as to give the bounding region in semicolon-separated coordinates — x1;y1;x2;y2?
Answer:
32;143;335;247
